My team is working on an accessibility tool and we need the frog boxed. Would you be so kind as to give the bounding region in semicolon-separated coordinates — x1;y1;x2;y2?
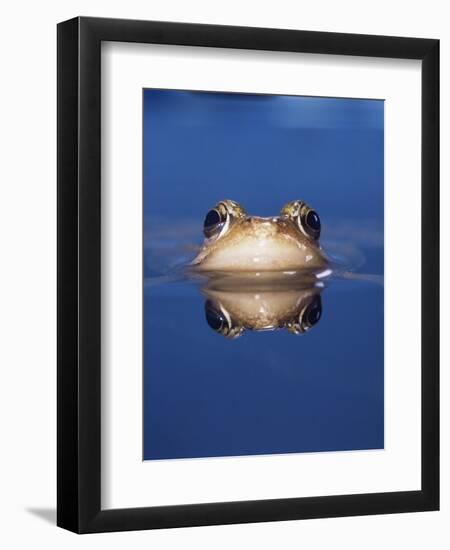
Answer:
190;199;328;273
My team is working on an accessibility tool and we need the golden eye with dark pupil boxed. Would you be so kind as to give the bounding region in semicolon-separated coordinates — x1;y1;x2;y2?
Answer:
306;210;320;232
203;209;224;238
301;209;321;239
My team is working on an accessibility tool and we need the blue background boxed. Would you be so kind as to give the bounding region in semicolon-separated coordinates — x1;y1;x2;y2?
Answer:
143;89;384;460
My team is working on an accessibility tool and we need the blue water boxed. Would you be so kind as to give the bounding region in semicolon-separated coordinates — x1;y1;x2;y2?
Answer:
143;89;384;460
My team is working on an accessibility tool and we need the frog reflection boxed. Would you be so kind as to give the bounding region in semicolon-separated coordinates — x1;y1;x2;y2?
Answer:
191;199;328;272
203;283;323;339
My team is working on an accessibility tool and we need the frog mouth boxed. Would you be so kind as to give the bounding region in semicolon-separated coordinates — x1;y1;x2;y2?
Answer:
192;233;328;272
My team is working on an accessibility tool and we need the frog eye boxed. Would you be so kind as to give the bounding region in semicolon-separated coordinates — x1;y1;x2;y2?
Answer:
203;200;246;239
203;208;225;238
280;200;321;240
286;295;322;334
303;209;321;239
204;300;244;339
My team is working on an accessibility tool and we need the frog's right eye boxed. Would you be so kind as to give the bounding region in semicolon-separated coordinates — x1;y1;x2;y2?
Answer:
203;200;247;239
203;208;225;238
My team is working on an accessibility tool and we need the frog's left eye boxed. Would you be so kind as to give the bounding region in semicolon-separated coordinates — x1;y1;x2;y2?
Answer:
280;200;321;240
303;209;321;238
203;208;225;238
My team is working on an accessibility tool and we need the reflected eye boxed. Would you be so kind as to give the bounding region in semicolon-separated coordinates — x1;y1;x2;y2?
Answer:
203;208;225;238
205;300;226;332
204;299;244;339
303;295;322;328
286;294;322;335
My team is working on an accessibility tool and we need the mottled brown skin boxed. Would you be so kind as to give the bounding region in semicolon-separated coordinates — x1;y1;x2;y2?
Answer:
191;199;328;272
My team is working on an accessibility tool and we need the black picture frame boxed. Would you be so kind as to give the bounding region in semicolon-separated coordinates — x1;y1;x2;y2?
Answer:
57;16;439;533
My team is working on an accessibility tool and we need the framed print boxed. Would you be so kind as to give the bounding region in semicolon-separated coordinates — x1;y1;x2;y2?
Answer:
57;17;439;533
